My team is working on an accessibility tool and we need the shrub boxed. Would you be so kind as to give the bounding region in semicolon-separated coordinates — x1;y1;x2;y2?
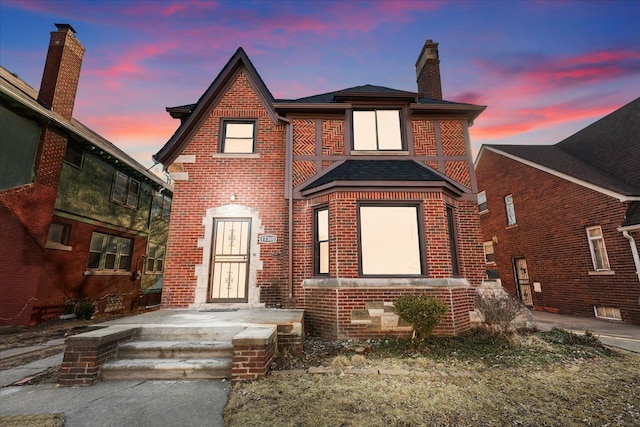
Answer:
474;292;524;334
75;299;96;320
394;295;448;341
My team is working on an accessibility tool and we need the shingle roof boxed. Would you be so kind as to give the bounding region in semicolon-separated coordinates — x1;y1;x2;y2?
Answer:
485;144;640;196
301;159;454;191
621;202;640;227
482;97;640;199
0;67;171;190
556;97;640;189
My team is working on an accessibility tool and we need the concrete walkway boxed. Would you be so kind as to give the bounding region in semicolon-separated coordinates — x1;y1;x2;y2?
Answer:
1;309;639;426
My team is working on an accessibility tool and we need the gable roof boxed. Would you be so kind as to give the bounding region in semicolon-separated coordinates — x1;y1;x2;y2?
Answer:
477;97;640;202
153;47;279;166
300;159;467;196
0;66;171;191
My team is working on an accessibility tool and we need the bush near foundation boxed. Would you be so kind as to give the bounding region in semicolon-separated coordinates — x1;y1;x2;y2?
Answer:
394;295;448;341
474;292;524;334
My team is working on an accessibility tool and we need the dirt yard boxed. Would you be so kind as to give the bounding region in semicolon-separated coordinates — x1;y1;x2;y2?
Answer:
226;330;640;427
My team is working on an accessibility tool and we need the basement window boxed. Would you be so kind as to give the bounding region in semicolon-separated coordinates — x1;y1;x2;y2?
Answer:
594;306;622;321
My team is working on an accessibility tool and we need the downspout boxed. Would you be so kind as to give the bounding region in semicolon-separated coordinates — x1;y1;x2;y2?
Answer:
277;114;295;303
622;230;640;283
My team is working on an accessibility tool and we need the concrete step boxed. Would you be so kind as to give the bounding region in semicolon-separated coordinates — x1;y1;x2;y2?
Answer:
136;325;246;341
117;340;233;359
101;358;233;381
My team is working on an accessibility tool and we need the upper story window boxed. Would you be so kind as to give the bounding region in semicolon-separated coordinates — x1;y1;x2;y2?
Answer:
505;194;516;226
47;223;71;246
87;232;132;271
64;144;84;169
478;191;488;213
314;206;329;275
353;110;402;151
111;172;140;209
222;120;255;153
152;193;172;221
586;226;610;271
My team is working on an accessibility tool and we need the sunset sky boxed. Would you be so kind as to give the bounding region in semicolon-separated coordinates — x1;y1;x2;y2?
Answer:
1;0;639;169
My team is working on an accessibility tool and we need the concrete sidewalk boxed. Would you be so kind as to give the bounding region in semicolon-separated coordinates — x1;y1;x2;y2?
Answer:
0;380;228;427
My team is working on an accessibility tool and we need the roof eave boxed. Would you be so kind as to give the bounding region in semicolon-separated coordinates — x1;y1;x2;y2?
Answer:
300;180;463;198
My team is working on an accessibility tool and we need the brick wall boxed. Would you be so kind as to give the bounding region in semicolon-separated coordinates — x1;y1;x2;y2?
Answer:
477;149;640;324
162;70;287;308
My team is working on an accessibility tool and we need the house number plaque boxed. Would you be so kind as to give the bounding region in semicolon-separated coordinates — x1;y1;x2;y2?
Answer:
258;234;277;244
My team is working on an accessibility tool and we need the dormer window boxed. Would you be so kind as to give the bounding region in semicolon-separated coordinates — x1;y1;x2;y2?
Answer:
353;110;402;151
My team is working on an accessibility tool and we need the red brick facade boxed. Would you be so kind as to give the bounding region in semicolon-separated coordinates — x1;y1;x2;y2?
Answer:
477;148;640;325
157;47;486;339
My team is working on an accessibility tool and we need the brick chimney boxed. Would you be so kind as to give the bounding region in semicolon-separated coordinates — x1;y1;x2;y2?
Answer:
415;39;442;100
38;23;85;120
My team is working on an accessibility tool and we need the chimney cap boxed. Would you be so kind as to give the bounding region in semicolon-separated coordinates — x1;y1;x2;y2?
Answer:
54;23;77;33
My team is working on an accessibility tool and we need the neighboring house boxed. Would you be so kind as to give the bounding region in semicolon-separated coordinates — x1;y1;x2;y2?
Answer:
0;24;172;326
154;40;487;339
476;98;640;325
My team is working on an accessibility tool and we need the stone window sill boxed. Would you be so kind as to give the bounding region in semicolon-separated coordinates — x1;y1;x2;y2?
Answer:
588;270;615;276
84;270;131;276
45;241;72;251
212;153;260;159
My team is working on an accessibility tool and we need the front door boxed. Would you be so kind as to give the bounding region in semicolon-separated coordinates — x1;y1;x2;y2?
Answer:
513;257;533;307
209;218;251;302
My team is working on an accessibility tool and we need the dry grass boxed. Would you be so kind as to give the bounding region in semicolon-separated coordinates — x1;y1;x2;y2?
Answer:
224;329;640;427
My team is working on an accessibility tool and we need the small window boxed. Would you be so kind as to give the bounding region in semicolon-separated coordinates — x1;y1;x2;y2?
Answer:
483;241;495;264
152;193;172;221
222;121;255;153
47;223;71;245
446;206;460;277
594;306;621;320
87;232;133;271
586;226;610;271
359;204;422;275
146;243;165;273
64;144;84;168
314;207;329;275
478;191;488;213
505;194;516;226
353;110;402;151
111;172;139;209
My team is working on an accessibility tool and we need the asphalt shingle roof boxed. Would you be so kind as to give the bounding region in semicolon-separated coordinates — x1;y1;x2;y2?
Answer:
301;160;446;191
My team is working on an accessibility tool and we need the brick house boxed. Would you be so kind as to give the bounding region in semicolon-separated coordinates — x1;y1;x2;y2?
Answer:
0;24;172;326
154;40;487;339
475;98;640;325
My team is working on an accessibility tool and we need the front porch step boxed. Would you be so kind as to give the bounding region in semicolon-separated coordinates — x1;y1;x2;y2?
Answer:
136;326;246;341
101;358;233;381
117;340;234;359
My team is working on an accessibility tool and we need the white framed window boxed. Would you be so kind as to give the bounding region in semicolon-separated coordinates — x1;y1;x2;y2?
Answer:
353;110;402;151
146;243;165;273
359;204;422;275
222;121;255;153
314;207;329;275
505;194;516;226
111;172;140;209
594;306;621;320
586;226;610;271
483;241;495;264
478;191;488;213
87;232;132;271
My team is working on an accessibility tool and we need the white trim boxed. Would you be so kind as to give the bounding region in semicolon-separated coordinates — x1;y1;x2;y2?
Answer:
175;155;196;163
481;146;639;202
169;171;189;181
